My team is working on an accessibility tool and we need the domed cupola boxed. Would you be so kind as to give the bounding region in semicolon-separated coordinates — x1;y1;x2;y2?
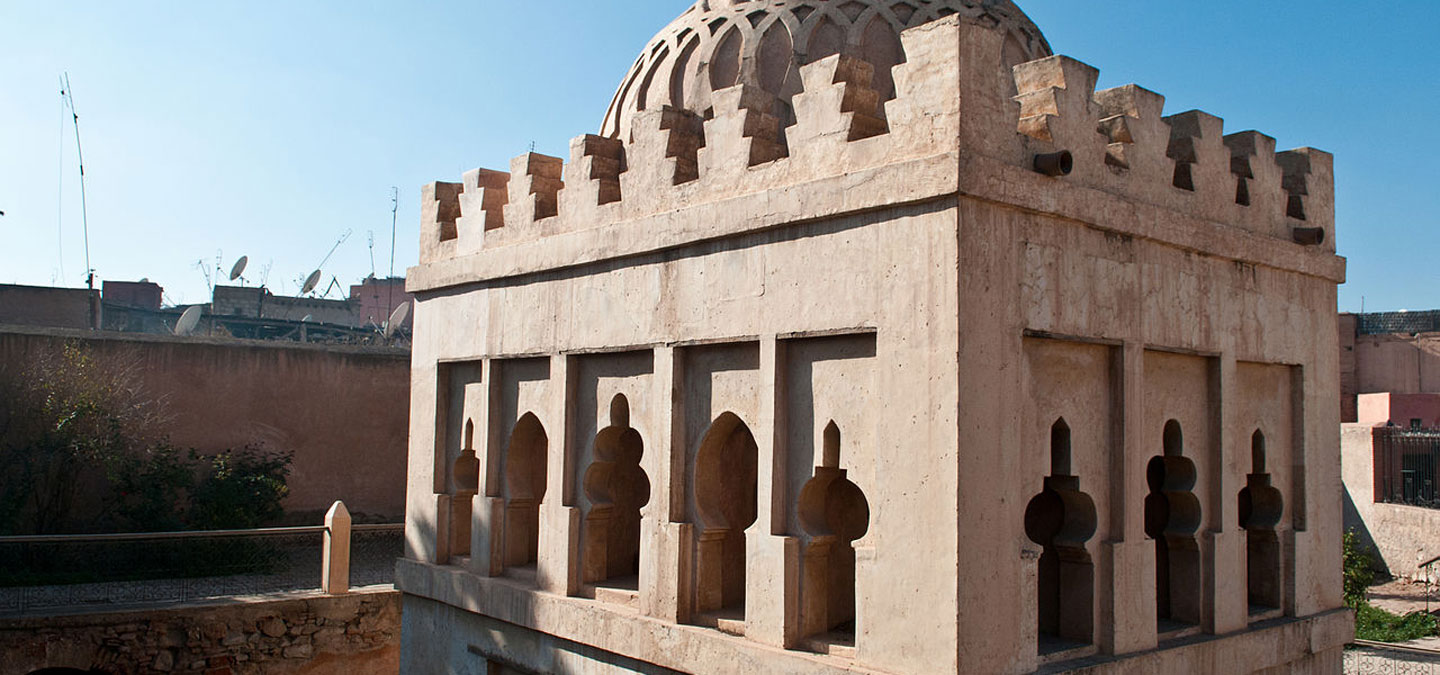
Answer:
600;0;1052;139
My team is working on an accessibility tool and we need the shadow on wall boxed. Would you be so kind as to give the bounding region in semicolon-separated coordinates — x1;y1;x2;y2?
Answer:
1342;487;1387;576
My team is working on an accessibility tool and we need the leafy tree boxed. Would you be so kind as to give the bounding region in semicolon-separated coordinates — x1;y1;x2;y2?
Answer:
0;341;294;534
0;342;166;534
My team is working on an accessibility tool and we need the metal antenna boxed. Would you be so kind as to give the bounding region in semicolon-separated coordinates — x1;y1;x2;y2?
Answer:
388;187;398;317
56;81;66;285
195;258;214;292
317;229;352;271
60;73;94;290
367;230;376;278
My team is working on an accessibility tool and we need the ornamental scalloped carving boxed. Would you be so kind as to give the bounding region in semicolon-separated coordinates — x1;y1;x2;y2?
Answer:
600;0;1053;139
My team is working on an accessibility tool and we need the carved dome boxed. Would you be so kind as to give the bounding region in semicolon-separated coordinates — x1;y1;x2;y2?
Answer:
600;0;1052;139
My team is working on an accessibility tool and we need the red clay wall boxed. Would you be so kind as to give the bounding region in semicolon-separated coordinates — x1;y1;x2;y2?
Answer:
0;327;410;521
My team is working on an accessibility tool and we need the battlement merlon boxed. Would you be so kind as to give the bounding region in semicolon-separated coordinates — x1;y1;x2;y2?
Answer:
412;16;1339;279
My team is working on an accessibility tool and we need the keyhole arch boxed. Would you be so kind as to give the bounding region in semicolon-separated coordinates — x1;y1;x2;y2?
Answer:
580;393;651;586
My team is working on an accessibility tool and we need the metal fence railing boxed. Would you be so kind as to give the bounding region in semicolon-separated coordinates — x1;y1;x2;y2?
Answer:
1346;640;1440;674
0;502;402;617
1358;311;1440;336
1375;428;1440;509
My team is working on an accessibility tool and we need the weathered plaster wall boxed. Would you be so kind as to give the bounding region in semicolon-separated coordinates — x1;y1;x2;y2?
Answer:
0;589;399;675
1342;423;1440;579
0;327;410;520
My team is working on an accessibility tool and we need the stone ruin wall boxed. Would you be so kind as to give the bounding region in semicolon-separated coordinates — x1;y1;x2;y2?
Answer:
0;590;399;675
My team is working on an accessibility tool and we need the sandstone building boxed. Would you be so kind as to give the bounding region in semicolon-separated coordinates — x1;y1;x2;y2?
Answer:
397;1;1350;672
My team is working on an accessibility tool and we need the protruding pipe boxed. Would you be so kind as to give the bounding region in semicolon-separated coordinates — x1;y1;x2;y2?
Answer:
1034;151;1074;177
1292;227;1325;246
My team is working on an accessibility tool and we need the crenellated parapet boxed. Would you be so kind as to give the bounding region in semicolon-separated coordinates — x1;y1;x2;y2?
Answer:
417;15;1335;267
1006;53;1334;251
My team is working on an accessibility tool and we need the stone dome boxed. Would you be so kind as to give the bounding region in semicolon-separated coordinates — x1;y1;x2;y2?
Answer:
600;0;1052;139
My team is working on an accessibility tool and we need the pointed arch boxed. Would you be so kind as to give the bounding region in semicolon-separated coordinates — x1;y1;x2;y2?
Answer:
501;413;548;571
710;26;743;93
1050;418;1072;476
858;13;905;104
1251;430;1268;474
691;412;758;618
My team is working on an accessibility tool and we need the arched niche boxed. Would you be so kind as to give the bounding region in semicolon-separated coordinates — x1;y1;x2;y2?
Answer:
1238;429;1285;613
1144;420;1202;627
691;412;759;618
581;394;652;589
796;421;870;645
501;413;548;572
1024;418;1097;650
448;418;481;556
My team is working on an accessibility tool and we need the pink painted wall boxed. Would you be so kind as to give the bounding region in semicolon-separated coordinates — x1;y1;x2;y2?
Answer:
1356;392;1440;429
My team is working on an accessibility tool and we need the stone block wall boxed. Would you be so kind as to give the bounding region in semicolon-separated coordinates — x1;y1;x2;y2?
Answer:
0;590;399;675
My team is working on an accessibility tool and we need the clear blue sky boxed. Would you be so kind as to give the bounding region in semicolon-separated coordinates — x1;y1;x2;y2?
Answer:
1;1;1435;310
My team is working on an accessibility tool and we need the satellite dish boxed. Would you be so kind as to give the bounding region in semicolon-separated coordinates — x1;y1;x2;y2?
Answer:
229;256;249;281
174;306;203;336
301;269;322;295
384;302;410;338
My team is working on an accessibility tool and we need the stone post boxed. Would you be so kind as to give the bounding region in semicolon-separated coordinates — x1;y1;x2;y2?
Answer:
323;500;352;595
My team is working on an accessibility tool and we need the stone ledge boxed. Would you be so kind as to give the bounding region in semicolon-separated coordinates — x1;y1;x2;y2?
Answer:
396;558;884;675
398;559;1354;674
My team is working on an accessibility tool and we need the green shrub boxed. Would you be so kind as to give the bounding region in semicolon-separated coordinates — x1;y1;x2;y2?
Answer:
188;446;294;530
1355;603;1439;642
1344;528;1377;608
107;441;194;532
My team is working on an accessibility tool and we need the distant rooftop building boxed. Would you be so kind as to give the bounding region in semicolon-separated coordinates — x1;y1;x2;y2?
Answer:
351;276;414;331
0;283;98;330
5;276;412;347
1339;311;1440;422
101;280;164;311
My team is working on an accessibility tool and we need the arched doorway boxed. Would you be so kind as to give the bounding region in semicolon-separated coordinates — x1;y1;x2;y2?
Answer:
797;421;870;646
582;394;652;590
1145;420;1202;628
1024;419;1097;650
502;413;548;574
691;412;758;620
1238;429;1284;613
